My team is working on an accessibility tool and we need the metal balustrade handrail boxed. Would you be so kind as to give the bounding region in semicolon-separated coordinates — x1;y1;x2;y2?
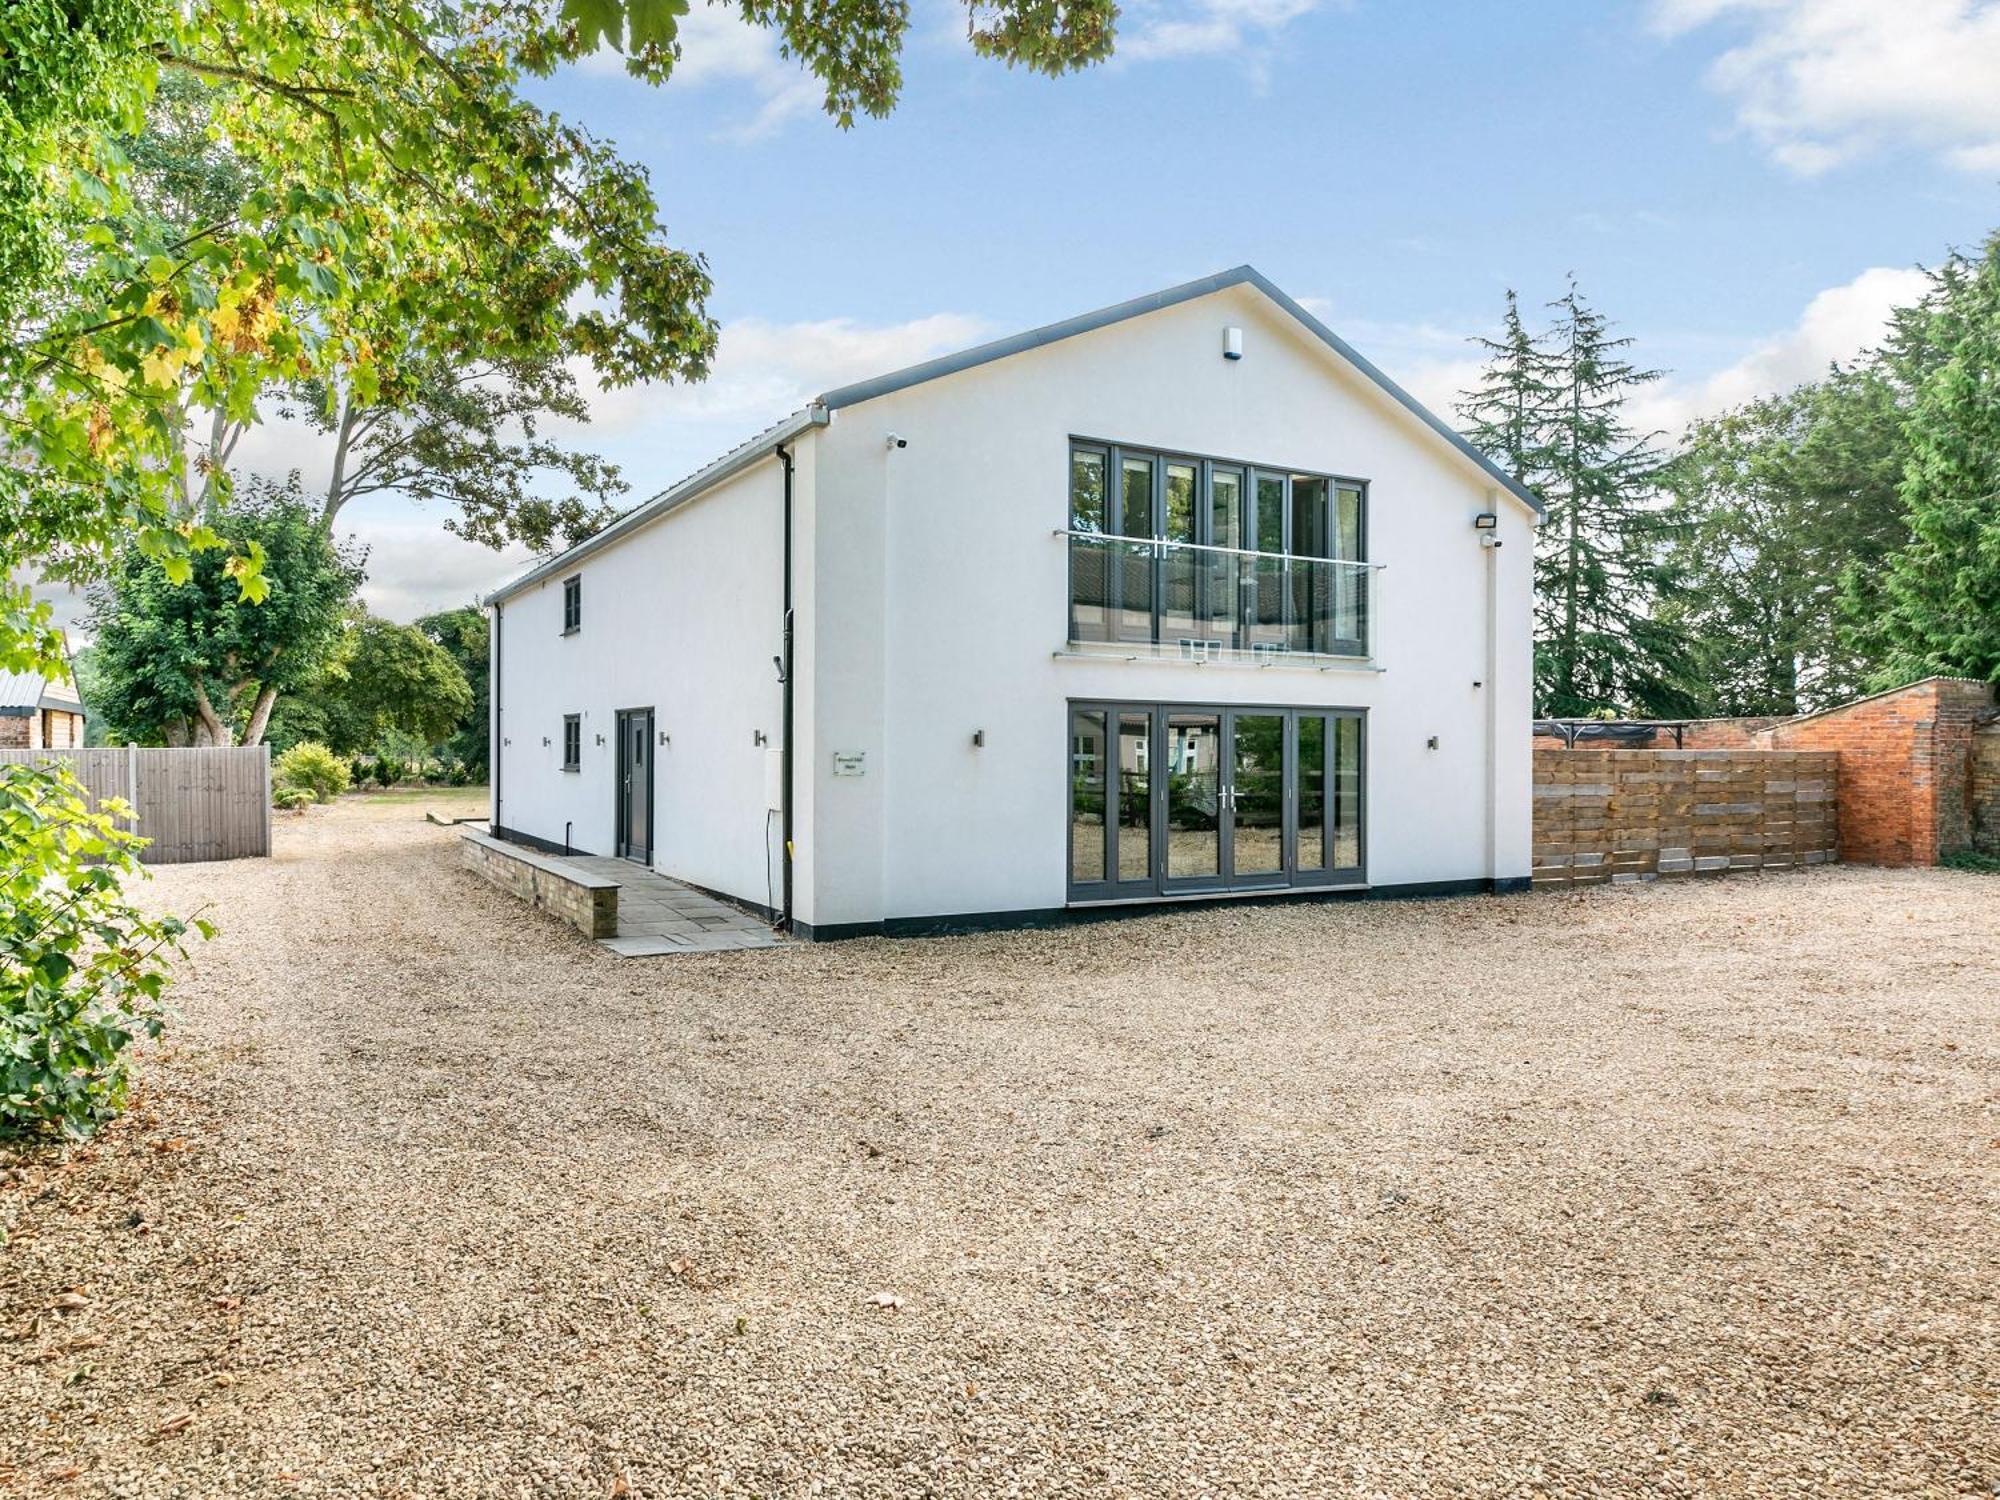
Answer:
1055;528;1384;569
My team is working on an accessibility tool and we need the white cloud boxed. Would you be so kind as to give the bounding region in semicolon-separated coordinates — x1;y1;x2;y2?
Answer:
573;3;823;140
1120;0;1327;62
566;309;997;438
1628;263;1929;436
1655;0;2000;173
338;511;531;624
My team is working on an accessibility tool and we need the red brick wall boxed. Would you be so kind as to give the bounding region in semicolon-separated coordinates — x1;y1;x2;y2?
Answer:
1974;726;2000;857
1757;678;1997;867
0;715;28;749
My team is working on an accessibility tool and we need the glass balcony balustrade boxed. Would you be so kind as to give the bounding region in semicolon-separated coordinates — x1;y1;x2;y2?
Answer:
1064;530;1377;659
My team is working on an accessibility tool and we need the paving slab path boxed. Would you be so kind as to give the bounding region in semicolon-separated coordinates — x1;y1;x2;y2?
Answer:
2;793;1997;1498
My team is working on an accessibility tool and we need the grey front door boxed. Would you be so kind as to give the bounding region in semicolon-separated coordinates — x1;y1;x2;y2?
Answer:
616;708;653;863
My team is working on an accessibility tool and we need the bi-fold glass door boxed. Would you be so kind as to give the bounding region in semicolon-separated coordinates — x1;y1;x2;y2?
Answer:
1068;702;1364;901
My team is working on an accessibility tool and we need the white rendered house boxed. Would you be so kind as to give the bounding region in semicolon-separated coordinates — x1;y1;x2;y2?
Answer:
484;267;1540;939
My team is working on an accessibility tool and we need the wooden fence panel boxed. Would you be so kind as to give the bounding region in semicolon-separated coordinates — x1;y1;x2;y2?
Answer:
1533;749;1837;888
0;745;270;864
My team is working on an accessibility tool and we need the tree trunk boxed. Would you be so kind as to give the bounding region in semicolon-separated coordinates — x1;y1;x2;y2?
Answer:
190;679;233;747
320;392;358;532
239;684;280;747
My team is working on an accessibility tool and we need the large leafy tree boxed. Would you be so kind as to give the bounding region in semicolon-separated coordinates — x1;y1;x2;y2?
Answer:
87;485;364;746
1661;369;1910;715
417;605;490;772
1858;232;2000;688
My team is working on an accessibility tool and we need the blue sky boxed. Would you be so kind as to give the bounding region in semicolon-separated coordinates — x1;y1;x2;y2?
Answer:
49;0;2000;632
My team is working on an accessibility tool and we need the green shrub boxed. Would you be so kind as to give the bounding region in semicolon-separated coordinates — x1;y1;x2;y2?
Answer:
446;759;470;787
372;755;405;787
274;740;351;803
348;754;370;787
1;764;210;1139
272;784;315;812
1941;847;2000;874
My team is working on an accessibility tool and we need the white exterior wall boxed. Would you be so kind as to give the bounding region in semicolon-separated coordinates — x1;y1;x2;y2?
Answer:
492;458;789;910
798;284;1534;928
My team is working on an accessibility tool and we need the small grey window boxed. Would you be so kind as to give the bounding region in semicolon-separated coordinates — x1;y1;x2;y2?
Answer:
562;714;581;771
562;575;581;634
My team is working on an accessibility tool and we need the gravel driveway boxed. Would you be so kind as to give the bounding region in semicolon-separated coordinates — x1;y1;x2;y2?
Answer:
3;794;1997;1498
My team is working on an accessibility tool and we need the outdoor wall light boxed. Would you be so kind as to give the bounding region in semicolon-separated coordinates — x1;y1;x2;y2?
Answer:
595;732;605;747
1473;512;1498;530
1427;736;1440;750
972;729;986;747
541;736;551;747
658;730;670;747
753;729;768;746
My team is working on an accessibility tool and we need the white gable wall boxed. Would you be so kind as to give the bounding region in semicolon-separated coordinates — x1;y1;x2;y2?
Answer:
493;457;788;908
801;283;1534;927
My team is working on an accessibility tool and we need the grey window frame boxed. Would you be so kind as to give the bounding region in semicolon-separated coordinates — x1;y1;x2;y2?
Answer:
562;713;581;771
1065;698;1366;903
1066;438;1369;652
562;575;582;635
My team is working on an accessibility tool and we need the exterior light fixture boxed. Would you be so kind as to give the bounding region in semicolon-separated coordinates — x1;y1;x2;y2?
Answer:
1473;512;1498;531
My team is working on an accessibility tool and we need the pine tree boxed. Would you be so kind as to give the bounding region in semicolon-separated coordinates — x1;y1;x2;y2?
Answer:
1456;289;1559;489
1534;281;1692;716
1459;282;1693;716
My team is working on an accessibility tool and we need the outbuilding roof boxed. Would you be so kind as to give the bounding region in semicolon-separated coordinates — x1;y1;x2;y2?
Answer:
486;265;1543;607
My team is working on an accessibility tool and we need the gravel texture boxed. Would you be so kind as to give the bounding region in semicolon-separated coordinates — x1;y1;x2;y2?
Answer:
3;792;1998;1498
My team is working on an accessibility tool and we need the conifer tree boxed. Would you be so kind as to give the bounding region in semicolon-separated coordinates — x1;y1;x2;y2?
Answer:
1523;282;1692;715
1456;289;1559;490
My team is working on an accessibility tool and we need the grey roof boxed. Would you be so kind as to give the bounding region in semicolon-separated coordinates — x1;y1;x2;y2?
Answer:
818;265;1546;518
485;404;829;606
0;667;84;714
484;265;1543;607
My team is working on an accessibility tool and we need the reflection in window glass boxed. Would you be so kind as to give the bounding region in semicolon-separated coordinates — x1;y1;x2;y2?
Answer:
1164;463;1198;543
1290;476;1329;558
1335;485;1363;560
1117;713;1152;882
1165;713;1220;879
1297;715;1327;870
1333;716;1362;867
1210;468;1244;550
1070;708;1107;883
1070;448;1107;532
1254;472;1286;553
1119;456;1154;538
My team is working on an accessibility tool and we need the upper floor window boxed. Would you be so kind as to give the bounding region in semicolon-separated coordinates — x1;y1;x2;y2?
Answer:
562;575;582;634
562;714;581;770
1066;440;1371;658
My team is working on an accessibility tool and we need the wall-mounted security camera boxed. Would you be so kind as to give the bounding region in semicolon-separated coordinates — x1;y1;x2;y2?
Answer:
886;433;908;450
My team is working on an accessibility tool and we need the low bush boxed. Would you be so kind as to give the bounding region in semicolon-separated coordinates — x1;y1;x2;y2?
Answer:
1941;847;2000;874
372;755;406;787
272;785;316;812
1;764;209;1139
274;741;351;803
446;760;471;786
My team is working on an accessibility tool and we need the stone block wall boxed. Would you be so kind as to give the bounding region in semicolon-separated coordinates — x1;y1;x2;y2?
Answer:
460;830;618;938
0;715;27;749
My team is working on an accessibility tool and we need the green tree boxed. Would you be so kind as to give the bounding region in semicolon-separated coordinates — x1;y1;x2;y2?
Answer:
1460;282;1693;716
1662;368;1911;715
1859;233;2000;687
1456;289;1558;491
87;485;363;745
418;606;490;773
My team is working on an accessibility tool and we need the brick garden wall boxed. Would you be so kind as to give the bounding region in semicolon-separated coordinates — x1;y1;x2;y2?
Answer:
0;716;26;749
1973;724;2000;857
460;829;618;938
1533;749;1838;887
1757;678;1996;867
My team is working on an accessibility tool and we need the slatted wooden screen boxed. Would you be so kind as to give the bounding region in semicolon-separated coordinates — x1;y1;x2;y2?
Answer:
1533;749;1838;887
0;745;271;864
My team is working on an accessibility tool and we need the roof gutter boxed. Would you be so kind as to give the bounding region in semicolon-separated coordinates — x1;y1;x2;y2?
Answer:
484;403;830;608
